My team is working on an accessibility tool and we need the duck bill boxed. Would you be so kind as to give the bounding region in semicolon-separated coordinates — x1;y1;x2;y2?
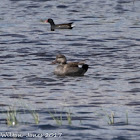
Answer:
40;19;47;23
51;60;57;64
44;20;48;23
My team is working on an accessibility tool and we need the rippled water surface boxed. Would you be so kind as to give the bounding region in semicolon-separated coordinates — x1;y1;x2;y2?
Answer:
0;0;140;139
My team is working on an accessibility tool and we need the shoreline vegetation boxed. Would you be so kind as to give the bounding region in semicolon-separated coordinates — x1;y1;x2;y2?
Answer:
1;102;129;126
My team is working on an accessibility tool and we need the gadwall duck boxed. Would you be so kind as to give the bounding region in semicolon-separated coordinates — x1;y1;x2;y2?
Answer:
44;19;74;31
52;54;88;76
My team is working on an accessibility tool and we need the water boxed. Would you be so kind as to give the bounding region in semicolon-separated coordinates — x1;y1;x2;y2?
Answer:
0;0;140;139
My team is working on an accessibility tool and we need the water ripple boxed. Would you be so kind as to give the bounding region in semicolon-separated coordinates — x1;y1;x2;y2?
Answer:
0;0;140;139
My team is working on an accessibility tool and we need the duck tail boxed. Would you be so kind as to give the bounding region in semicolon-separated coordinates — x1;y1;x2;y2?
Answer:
82;64;89;72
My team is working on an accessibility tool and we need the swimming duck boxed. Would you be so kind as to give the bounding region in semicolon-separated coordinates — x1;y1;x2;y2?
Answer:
44;19;74;31
52;54;88;76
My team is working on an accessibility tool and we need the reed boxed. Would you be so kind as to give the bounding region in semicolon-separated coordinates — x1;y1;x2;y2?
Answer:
106;112;114;125
126;111;128;125
30;110;39;125
49;109;73;126
49;110;62;125
98;108;130;125
23;104;39;125
6;107;18;126
98;108;115;125
66;109;72;125
6;104;39;126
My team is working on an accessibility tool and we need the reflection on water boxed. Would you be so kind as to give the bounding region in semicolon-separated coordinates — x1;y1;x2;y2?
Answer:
0;0;140;139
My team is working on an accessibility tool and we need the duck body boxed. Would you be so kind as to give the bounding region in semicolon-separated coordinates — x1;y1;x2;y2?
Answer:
45;19;74;31
52;54;88;76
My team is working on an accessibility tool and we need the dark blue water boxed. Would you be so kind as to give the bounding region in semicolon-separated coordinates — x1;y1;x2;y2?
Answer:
0;0;140;139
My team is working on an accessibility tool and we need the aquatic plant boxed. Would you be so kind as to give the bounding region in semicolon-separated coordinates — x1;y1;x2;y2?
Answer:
29;110;39;125
6;107;18;126
106;112;114;125
95;108;115;125
126;111;128;125
23;104;39;125
5;103;39;126
66;109;72;125
49;109;72;126
96;108;130;125
106;111;129;125
49;110;62;126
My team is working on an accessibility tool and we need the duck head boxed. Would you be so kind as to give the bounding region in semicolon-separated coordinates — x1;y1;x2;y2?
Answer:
44;18;55;25
52;54;67;64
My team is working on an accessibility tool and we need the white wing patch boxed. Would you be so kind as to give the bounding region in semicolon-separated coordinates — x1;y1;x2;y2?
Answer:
78;65;82;68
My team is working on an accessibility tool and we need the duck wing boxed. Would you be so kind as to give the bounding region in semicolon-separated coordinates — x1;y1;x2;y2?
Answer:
67;61;86;66
55;22;74;29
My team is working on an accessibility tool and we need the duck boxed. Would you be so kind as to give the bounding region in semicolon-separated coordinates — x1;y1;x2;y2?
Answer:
44;19;74;31
52;54;88;76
